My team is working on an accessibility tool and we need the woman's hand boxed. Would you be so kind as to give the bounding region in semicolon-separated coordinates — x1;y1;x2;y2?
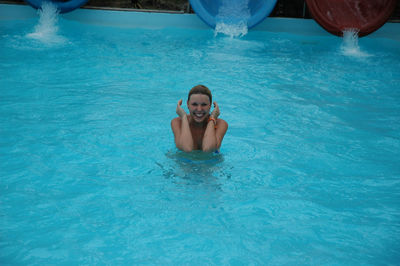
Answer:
176;99;187;118
210;102;220;119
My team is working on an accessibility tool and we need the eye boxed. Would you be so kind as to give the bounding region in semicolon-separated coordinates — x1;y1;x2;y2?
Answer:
192;103;198;106
201;103;208;106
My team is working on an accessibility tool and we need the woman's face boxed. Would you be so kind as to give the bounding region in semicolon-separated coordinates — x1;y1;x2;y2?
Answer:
187;94;211;123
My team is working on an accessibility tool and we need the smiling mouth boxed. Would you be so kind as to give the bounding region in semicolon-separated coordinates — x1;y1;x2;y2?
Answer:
193;112;206;120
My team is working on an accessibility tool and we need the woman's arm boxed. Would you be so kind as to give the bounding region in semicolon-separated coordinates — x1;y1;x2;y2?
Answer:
202;102;228;152
171;100;194;152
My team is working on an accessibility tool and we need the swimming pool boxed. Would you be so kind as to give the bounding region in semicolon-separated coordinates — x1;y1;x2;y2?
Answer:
1;4;400;264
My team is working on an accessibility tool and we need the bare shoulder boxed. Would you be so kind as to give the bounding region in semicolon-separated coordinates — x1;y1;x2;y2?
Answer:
217;118;228;129
216;118;228;136
171;117;181;130
171;117;181;125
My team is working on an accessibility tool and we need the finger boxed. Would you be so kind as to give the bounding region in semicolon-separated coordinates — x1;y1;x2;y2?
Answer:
178;99;182;106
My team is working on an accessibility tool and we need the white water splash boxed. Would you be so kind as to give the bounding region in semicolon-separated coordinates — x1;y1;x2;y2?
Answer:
340;28;370;57
26;1;66;45
215;0;250;38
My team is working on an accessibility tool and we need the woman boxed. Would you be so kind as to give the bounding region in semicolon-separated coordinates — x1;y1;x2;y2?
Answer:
171;85;228;152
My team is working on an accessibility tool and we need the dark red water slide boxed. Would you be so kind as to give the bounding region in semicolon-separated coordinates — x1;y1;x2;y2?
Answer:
305;0;397;37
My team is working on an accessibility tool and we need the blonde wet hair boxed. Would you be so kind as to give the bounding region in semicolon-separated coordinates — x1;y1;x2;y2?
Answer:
188;85;212;103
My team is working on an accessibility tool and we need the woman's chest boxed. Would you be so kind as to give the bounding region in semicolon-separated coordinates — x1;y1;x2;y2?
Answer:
190;127;205;150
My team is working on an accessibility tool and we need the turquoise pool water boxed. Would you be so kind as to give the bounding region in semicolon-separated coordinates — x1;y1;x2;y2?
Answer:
1;5;400;265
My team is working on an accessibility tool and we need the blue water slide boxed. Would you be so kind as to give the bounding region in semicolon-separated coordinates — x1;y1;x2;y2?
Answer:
24;0;88;13
189;0;277;29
